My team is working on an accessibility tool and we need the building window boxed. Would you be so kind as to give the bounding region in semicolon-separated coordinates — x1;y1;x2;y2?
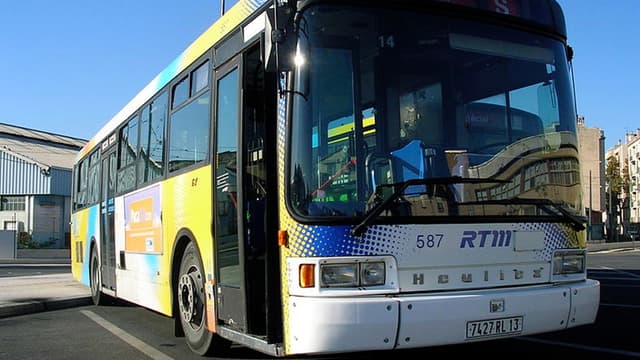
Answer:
1;196;26;211
4;221;16;230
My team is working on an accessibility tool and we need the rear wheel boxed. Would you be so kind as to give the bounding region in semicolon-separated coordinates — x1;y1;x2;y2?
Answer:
177;242;230;355
90;247;108;305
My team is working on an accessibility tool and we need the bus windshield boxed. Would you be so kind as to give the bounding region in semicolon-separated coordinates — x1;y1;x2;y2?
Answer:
289;4;581;220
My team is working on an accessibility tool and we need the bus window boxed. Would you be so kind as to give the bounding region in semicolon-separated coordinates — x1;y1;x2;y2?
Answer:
87;150;101;204
138;106;150;183
536;81;560;130
149;93;167;180
307;47;360;208
138;92;167;183
168;92;210;172
75;158;88;209
398;83;443;146
191;61;210;96
215;68;240;286
117;116;138;193
171;76;189;109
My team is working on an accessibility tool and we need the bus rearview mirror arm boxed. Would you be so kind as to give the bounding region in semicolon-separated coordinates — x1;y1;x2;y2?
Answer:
265;1;297;73
566;45;574;62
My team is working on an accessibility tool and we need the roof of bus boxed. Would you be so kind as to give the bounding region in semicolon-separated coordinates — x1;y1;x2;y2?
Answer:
76;0;269;162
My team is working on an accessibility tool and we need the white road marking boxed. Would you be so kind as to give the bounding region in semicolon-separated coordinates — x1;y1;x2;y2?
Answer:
517;337;640;358
597;266;640;279
590;248;640;254
81;310;174;360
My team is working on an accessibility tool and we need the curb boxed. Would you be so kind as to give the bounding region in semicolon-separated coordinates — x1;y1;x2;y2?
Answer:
0;296;93;319
0;259;71;265
587;241;638;253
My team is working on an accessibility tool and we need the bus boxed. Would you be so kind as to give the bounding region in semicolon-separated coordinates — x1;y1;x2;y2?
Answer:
71;0;600;356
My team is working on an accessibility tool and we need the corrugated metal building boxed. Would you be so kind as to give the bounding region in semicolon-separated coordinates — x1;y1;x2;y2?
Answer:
0;123;86;248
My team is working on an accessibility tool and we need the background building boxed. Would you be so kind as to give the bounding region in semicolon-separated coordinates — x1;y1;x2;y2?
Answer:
604;129;640;241
577;116;606;240
0;123;85;249
627;132;639;238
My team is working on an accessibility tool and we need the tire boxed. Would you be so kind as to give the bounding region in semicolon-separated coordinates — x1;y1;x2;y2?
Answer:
90;247;108;305
177;242;230;355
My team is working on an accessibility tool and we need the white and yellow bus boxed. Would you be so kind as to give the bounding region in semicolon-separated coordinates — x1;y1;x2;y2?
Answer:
71;0;600;356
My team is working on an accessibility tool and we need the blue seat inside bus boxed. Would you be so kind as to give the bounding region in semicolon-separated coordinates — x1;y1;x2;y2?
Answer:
390;140;448;195
391;140;427;195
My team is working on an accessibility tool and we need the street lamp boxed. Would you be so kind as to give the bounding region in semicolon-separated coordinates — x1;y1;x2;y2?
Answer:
587;170;593;241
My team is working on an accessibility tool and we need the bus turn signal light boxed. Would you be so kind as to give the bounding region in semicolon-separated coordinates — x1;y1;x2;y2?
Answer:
299;264;315;288
278;230;288;247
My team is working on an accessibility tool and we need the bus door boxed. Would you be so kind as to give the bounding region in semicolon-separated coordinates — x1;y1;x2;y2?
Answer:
214;57;247;332
214;44;278;337
99;148;117;292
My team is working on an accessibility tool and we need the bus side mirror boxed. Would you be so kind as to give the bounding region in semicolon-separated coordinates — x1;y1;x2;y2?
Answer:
265;5;296;72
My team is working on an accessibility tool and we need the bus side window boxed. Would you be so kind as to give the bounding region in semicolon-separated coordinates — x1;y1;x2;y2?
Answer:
135;93;168;186
75;158;88;209
87;151;101;205
117;116;139;193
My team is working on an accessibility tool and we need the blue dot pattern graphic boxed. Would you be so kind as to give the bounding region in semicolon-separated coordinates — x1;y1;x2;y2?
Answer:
285;222;577;261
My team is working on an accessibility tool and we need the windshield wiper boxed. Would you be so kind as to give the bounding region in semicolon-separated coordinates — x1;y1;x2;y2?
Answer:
461;198;586;231
350;176;509;237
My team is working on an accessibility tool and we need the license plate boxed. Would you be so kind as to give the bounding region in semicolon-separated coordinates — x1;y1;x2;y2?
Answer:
466;316;523;339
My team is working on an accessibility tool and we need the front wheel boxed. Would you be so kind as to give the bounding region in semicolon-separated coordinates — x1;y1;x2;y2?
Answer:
177;242;230;355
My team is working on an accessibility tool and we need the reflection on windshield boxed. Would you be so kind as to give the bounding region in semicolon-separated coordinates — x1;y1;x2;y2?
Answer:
289;4;580;221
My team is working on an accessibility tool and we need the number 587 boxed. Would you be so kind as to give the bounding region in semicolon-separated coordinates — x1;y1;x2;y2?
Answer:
416;234;443;249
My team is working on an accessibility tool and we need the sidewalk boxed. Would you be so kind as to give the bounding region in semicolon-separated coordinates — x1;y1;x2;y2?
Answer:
585;240;639;253
0;261;92;319
0;240;637;320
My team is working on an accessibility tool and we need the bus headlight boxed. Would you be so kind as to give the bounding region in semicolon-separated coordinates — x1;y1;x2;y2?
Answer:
553;250;585;275
319;261;386;288
360;262;385;286
289;256;397;295
321;263;358;287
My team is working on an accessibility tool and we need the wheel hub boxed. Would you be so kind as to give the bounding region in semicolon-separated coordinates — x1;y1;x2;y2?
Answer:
179;273;196;322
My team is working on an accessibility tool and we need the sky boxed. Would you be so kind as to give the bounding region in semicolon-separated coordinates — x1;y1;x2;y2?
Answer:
1;0;638;151
557;0;640;150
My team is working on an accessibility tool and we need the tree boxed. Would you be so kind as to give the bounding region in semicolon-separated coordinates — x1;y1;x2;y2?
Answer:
605;155;622;241
605;155;623;194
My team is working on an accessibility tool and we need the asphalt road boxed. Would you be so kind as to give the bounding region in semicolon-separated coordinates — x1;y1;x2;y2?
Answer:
0;250;638;359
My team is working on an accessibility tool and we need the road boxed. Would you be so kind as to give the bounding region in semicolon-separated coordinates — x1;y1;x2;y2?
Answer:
0;250;638;359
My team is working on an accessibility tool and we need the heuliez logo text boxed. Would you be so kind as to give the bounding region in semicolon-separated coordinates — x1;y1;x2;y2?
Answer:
460;230;512;248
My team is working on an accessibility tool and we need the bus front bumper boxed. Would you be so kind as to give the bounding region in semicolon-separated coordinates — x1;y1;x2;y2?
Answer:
286;279;600;355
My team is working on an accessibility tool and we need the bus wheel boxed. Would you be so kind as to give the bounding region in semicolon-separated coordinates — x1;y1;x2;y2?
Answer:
177;242;229;355
90;248;108;305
